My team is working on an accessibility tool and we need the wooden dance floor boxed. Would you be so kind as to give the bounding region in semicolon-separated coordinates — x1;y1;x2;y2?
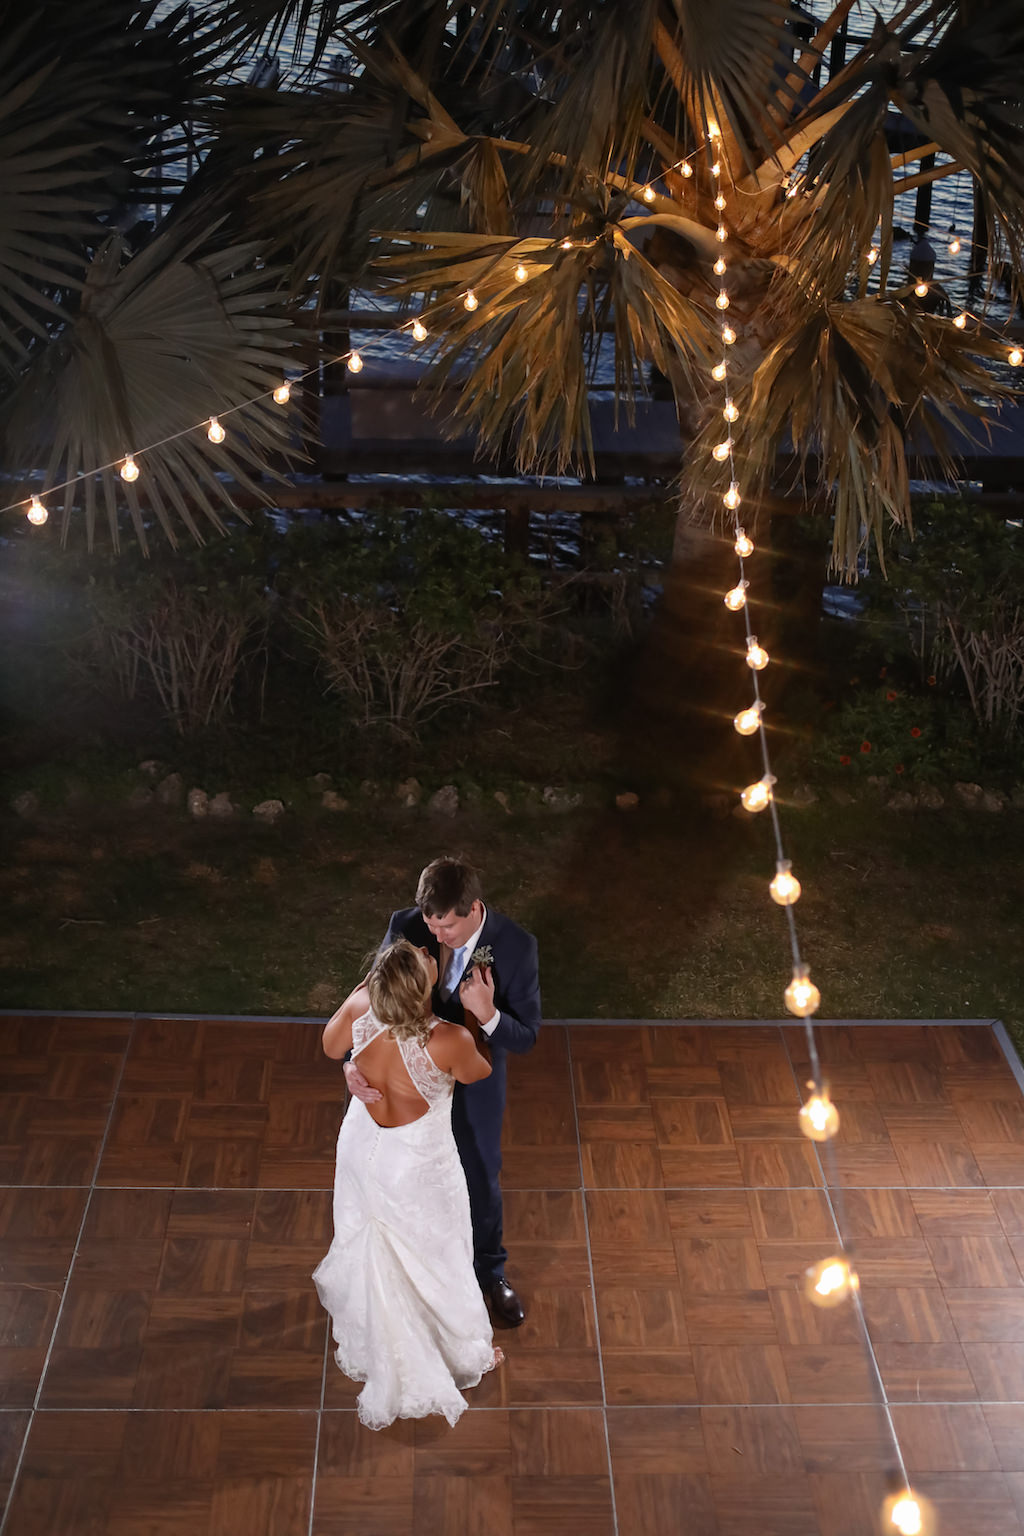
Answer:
3;1015;1024;1534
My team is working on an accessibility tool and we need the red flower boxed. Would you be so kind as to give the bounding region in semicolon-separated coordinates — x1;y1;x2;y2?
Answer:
860;741;872;753
910;726;922;739
927;675;937;686
895;764;905;775
886;690;898;701
839;754;851;766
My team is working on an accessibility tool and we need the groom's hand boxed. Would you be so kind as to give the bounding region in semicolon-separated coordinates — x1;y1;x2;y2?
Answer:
344;1060;382;1104
460;963;495;1023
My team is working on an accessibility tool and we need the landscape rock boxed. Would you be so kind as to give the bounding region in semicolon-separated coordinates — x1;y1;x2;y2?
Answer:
917;784;945;810
493;790;512;814
187;788;209;819
359;779;381;799
828;787;856;806
307;772;333;791
615;791;640;811
321;791;349;812
396;777;422;807
127;785;154;809
981;789;1006;813
428;784;460;817
138;759;164;778
790;783;819;806
156;772;184;807
208;792;236;819
11;791;39;818
865;775;888;794
886;791;918;810
954;781;984;809
542;785;583;813
253;798;285;824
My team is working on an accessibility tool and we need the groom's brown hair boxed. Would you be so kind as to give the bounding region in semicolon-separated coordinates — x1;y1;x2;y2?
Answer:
416;856;482;917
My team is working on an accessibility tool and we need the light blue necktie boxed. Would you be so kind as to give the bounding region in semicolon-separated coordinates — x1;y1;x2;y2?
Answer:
442;945;467;999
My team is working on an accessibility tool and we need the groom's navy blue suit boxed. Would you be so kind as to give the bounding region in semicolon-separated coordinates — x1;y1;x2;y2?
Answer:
383;905;541;1284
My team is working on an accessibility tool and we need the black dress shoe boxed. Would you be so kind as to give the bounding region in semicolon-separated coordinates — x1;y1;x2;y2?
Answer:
486;1276;526;1327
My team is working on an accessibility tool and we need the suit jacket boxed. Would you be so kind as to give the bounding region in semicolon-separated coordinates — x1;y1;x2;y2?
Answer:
383;906;541;1059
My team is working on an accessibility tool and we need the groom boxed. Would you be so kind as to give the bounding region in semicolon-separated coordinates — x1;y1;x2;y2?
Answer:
345;855;541;1327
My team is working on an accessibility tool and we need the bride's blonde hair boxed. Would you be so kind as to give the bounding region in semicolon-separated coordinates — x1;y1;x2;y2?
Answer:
368;940;433;1043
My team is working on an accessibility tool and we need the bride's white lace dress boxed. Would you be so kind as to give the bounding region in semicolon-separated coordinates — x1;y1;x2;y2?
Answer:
313;1008;495;1429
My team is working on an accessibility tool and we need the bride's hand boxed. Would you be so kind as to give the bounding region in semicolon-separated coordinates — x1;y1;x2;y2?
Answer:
344;1059;383;1103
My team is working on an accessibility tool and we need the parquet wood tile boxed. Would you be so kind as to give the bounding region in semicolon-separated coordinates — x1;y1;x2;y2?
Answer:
6;1016;1024;1536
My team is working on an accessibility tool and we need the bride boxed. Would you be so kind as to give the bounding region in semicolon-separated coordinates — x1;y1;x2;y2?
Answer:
314;939;503;1429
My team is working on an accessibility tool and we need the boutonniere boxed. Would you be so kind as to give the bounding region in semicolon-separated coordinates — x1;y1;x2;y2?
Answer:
469;944;493;972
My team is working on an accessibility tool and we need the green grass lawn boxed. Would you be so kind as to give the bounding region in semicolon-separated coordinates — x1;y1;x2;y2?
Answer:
2;794;1022;1057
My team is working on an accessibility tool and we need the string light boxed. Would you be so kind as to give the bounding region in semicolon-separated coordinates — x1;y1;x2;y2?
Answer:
734;528;753;557
347;351;363;372
867;247;879;265
273;381;291;404
721;324;736;344
716;290;731;310
714;256;727;276
120;455;139;483
740;775;775;813
716;224;728;242
784;963;819;1015
711;361;728;382
560;239;573;250
681;162;693;179
804;1255;857;1307
207;416;225;444
1009;346;1023;367
948;233;961;255
642;185;656;203
411;318;428;341
734;702;763;736
723;398;739;421
745;636;768;670
883;1492;932;1536
953;312;968;329
714;193;727;212
711;161;721;178
914;281;929;298
770;860;801;906
707;121;720;139
712;436;733;461
464;290;479;310
798;1086;839;1141
724;579;748;611
514;263;529;282
26;495;48;525
723;482;741;511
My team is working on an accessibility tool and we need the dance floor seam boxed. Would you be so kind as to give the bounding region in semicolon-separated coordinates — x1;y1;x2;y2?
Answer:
2;1015;1024;1536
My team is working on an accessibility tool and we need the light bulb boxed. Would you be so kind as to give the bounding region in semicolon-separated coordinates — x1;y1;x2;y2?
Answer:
207;415;225;444
948;236;961;255
711;161;721;178
681;162;693;178
347;351;363;373
463;290;479;310
714;256;727;276
714;193;727;212
770;861;801;907
914;281;929;298
514;262;528;282
786;183;799;199
26;495;48;525
745;636;769;670
707;121;720;139
120;455;139;483
734;702;762;736
723;482;741;511
867;246;879;265
273;381;291;404
642;185;656;203
712;361;727;381
734;529;754;558
953;312;967;329
722;324;736;344
785;964;819;1017
1009;347;1023;367
712;437;732;462
560;239;573;250
723;580;748;611
883;1492;932;1536
723;399;739;422
804;1255;856;1308
741;776;774;813
716;290;730;310
716;223;728;242
411;318;428;341
798;1086;839;1141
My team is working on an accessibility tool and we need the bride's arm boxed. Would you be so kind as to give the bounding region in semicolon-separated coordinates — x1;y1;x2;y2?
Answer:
322;985;370;1059
430;1021;492;1084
